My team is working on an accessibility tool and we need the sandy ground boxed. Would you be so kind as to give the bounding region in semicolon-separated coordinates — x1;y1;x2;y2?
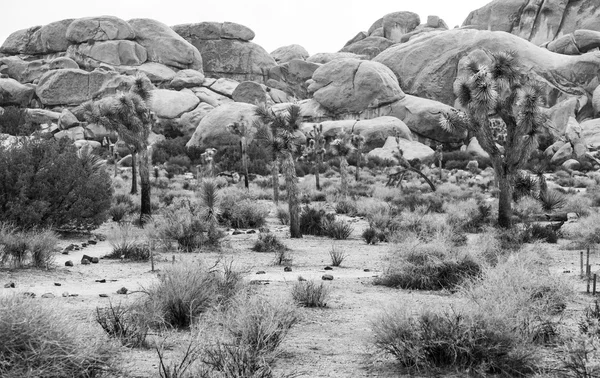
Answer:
0;211;597;378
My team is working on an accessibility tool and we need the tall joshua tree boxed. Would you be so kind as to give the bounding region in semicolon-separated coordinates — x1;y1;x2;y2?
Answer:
351;133;365;182
83;74;155;223
440;51;546;228
303;124;326;191
255;103;303;238
330;132;354;197
227;116;251;190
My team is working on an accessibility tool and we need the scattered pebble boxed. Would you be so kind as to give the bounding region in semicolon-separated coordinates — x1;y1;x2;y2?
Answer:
256;271;266;275
232;230;243;235
65;260;74;267
322;274;334;281
363;269;371;272
61;251;69;255
116;287;128;295
298;276;307;282
69;294;79;297
246;230;257;234
88;240;97;245
54;283;61;286
324;266;333;270
249;280;270;285
91;257;99;264
81;258;90;265
284;267;292;272
99;294;109;298
41;293;55;298
23;292;35;298
62;292;69;297
81;255;93;263
81;243;88;248
95;279;106;283
4;282;15;288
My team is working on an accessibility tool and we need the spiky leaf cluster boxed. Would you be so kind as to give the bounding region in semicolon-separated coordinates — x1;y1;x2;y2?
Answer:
82;74;154;151
254;103;304;157
440;51;546;172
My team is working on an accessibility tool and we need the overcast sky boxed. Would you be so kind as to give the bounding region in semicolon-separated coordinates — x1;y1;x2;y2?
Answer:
0;0;492;55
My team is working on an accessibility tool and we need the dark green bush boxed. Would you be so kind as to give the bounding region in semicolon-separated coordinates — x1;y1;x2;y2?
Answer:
252;232;288;252
300;206;335;236
0;138;112;230
323;219;354;240
0;106;38;136
442;151;492;170
219;198;269;229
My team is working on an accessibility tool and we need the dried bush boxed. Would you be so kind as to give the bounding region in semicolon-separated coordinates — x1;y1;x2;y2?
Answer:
372;309;537;376
291;280;330;308
252;233;289;253
0;295;115;378
107;223;150;261
375;238;481;291
0;223;58;268
142;261;245;329
95;301;148;347
329;245;347;267
323;218;354;240
299;206;335;236
276;206;290;225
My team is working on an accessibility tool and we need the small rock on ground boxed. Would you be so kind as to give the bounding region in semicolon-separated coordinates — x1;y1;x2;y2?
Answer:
322;274;334;281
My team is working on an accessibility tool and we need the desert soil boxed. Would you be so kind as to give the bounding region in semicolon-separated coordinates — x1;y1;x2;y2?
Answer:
0;207;596;378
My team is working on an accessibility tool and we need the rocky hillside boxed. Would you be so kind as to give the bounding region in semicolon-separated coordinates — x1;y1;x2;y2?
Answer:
2;0;600;168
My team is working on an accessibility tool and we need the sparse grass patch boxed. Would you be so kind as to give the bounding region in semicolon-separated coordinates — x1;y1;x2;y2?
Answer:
0;223;58;268
329;244;347;266
95;301;148;348
292;280;330;308
323;218;354;240
107;223;150;261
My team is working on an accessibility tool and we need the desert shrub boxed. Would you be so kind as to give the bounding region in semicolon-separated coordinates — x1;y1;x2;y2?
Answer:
375;238;481;291
514;196;543;221
522;224;558;244
167;155;192;172
0;106;37;136
272;248;293;266
393;192;444;213
252;232;288;252
396;210;451;241
95;301;148;347
0;295;115;378
108;203;129;222
355;197;389;217
372;309;537;376
460;251;571;339
329;245;347;266
513;173;538;201
335;198;358;216
445;199;492;233
0;138;112;230
151;137;188;164
538;189;566;212
291;280;330;307
442;150;492;170
114;193;135;207
362;227;382;245
366;212;402;242
0;223;58;268
154;207;224;252
300;205;335;236
214;143;270;176
276;206;290;225
564;195;593;217
562;211;600;247
323;218;354;240
107;223;150;261
218;188;268;229
142;262;245;329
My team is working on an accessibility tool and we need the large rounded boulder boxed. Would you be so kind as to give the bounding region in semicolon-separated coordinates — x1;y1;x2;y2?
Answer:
0;19;73;55
271;44;310;63
128;18;203;71
308;58;404;114
66;16;135;43
186;102;257;148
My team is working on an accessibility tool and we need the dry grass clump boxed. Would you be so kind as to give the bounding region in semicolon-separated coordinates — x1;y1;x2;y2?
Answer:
375;236;481;291
0;295;115;378
444;199;492;233
562;211;600;247
106;222;150;261
291;280;330;308
95;301;148;348
0;223;57;268
141;261;245;329
252;232;289;252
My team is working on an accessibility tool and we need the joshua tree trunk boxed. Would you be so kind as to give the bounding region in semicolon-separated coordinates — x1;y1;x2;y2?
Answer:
340;157;348;197
315;154;322;191
271;161;280;205
130;151;138;195
438;159;443;181
496;168;514;229
355;150;362;182
241;138;249;190
139;148;152;223
282;152;301;238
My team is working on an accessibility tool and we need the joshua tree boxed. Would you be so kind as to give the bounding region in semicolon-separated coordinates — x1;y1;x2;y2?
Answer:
303;124;326;191
227;117;251;190
433;144;443;181
440;51;546;228
330;132;354;197
83;74;155;223
255;104;303;238
351;133;366;182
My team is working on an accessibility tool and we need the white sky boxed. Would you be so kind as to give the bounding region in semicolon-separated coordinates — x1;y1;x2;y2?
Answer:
0;0;492;55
